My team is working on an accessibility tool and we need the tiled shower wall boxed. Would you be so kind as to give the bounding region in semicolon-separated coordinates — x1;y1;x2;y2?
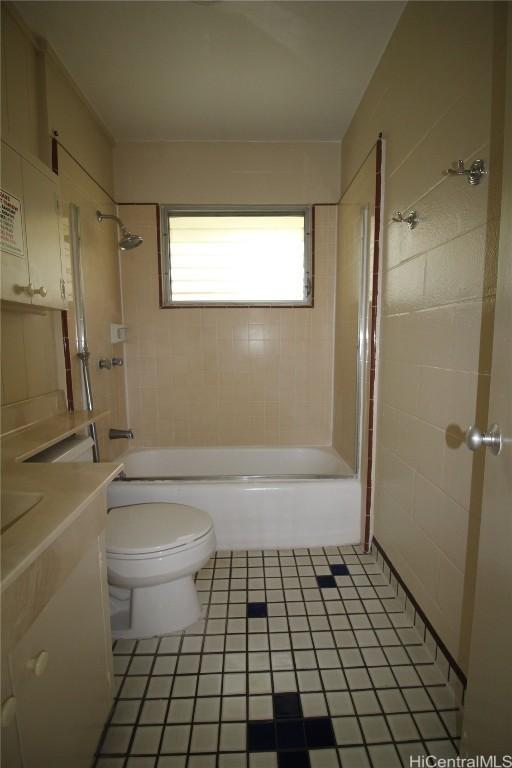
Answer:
341;2;505;669
120;204;336;447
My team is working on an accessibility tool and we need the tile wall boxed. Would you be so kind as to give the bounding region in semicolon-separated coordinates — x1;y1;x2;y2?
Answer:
120;205;337;447
0;306;65;409
340;2;506;668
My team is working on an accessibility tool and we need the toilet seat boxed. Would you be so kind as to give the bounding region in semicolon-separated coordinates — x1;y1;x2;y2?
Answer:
107;502;213;557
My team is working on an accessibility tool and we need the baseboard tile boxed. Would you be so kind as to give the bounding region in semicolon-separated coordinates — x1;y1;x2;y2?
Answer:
371;537;466;708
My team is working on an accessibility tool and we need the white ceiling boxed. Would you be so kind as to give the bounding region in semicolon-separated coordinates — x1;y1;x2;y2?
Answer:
15;1;404;142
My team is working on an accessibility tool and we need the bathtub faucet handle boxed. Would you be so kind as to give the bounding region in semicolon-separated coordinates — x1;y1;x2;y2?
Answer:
109;428;134;440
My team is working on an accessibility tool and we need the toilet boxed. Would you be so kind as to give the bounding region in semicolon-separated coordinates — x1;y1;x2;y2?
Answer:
30;433;216;640
107;502;216;639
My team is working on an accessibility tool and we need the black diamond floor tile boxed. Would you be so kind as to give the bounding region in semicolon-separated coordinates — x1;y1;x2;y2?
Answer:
304;716;336;748
274;692;302;719
247;601;268;618
316;575;337;588
248;720;276;751
330;564;350;576
278;750;311;768
276;719;306;750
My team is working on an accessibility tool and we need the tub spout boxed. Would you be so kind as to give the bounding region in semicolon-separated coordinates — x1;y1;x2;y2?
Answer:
109;428;134;440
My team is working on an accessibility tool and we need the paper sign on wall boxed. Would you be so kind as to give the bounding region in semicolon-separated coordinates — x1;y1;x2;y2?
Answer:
1;188;24;258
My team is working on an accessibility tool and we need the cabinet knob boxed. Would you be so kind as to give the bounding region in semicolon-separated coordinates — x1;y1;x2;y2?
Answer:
27;283;48;298
1;697;17;728
26;650;49;677
14;283;48;298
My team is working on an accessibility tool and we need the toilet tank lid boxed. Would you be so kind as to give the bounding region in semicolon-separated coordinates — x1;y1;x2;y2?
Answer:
106;502;213;555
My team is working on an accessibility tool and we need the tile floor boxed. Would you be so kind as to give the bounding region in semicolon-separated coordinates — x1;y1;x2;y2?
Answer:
95;545;462;767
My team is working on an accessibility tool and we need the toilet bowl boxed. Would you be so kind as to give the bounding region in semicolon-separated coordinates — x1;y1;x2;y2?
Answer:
106;502;216;639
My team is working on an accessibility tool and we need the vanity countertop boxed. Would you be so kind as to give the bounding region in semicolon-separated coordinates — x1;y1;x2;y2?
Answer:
1;410;123;591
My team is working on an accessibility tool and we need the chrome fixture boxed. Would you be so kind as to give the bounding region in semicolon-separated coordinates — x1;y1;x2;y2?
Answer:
98;358;112;370
109;428;134;440
111;357;124;367
14;282;47;298
392;210;418;230
465;424;502;455
445;159;487;185
96;210;143;251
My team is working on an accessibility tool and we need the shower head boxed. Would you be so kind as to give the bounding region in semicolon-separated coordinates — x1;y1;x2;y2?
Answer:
119;229;143;251
96;210;143;251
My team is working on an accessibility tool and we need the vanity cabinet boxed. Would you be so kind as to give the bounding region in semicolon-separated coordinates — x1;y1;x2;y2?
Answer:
2;535;113;768
1;139;66;309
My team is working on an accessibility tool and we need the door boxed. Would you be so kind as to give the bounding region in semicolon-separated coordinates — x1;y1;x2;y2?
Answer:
460;9;512;756
1;141;31;303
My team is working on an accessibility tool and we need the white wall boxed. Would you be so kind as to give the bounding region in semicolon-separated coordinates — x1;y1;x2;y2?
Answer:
114;141;341;204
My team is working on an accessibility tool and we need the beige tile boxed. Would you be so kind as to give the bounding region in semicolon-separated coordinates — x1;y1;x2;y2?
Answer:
375;446;415;515
386;79;492;221
382;256;426;314
379;360;420;415
1;309;29;404
412;473;469;573
121;206;336;447
436;554;464;634
423;226;487;308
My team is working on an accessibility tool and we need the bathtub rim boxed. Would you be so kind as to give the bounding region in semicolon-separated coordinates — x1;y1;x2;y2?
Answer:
116;445;357;482
116;472;355;483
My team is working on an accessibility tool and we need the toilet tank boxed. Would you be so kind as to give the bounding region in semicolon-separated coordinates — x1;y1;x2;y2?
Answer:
28;434;95;463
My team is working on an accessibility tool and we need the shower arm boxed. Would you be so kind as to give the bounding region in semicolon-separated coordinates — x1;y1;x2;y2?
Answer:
96;211;129;235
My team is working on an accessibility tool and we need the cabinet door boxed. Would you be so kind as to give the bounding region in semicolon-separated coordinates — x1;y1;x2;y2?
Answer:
1;655;23;768
10;540;113;768
1;142;30;304
21;158;66;309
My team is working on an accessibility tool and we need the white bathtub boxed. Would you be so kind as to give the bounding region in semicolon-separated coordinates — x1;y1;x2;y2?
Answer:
108;447;361;550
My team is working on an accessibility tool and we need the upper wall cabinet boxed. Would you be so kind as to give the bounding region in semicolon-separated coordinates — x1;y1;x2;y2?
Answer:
1;140;66;310
1;142;30;305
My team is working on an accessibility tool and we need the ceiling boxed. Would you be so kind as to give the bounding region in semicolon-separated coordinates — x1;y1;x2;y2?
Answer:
15;1;404;143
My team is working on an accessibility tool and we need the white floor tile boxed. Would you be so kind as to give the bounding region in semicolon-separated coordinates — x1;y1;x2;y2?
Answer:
167;699;194;724
332;716;364;746
221;696;246;722
189;723;219;753
130;726;162;755
301;692;328;716
161;724;191;753
193;698;220;722
248;695;273;720
219;722;246;751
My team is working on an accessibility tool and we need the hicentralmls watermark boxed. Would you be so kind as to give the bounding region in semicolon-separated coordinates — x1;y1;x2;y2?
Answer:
410;758;512;768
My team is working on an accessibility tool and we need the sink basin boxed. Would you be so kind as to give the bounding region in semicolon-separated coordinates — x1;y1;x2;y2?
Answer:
1;491;43;534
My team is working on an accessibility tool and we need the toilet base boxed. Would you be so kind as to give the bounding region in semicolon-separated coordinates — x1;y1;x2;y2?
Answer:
110;575;202;640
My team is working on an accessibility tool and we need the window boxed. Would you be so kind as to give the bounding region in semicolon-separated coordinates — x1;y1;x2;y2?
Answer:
159;206;312;307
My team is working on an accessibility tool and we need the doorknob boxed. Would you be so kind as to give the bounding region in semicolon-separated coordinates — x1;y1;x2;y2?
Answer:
465;424;502;455
25;650;49;677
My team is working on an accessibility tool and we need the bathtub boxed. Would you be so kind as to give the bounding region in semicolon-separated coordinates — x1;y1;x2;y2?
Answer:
107;447;361;550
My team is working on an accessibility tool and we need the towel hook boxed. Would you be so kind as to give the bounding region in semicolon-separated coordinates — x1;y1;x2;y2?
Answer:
445;159;487;185
392;210;418;230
